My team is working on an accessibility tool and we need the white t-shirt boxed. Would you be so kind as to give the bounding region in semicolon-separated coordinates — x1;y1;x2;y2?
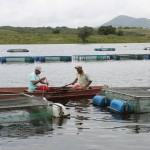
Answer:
76;72;92;86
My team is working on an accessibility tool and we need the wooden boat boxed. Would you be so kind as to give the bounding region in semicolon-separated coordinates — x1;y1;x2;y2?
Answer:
0;86;103;104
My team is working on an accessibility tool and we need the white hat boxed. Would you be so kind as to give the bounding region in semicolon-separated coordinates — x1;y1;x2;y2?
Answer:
75;65;82;69
35;66;42;72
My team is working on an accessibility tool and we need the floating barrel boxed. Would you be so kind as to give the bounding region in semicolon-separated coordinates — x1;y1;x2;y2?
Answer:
35;56;45;62
108;55;114;60
6;56;25;62
92;95;110;107
73;55;110;61
97;55;110;60
108;99;133;113
45;56;60;61
0;57;6;63
137;55;143;60
60;56;72;62
25;57;34;63
144;54;150;60
113;55;120;60
45;56;72;62
39;57;45;62
128;54;137;59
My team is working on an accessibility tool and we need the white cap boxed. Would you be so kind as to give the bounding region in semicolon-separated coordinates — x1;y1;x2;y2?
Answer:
75;65;82;69
35;66;42;72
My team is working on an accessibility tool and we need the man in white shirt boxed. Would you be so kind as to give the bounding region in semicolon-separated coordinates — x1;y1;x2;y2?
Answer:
71;65;92;89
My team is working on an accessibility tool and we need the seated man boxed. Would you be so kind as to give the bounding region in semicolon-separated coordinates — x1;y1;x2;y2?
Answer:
28;66;49;92
71;65;92;89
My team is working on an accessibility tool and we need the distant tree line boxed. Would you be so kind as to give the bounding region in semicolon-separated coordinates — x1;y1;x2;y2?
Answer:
0;25;124;43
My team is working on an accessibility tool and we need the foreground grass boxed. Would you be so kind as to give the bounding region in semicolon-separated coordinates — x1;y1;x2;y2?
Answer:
0;28;150;44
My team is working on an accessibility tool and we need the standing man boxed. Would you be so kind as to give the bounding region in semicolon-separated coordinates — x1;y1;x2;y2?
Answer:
71;65;92;89
28;66;49;92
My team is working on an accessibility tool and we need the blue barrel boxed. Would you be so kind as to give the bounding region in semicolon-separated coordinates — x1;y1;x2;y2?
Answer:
92;95;110;107
35;56;45;62
113;55;120;60
109;55;114;60
144;54;150;60
109;99;133;113
0;57;6;63
40;57;45;62
35;56;40;62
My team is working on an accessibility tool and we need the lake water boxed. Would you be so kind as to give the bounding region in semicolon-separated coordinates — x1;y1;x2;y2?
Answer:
0;43;150;150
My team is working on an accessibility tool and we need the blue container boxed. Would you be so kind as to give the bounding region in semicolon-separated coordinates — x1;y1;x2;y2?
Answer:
144;54;150;60
92;95;110;107
109;99;133;113
113;55;120;60
0;57;6;63
109;55;114;60
35;56;45;62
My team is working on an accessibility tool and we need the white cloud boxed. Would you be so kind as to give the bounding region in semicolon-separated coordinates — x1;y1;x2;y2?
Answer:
0;0;150;27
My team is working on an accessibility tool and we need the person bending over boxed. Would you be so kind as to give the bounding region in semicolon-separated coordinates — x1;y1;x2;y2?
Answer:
28;66;49;92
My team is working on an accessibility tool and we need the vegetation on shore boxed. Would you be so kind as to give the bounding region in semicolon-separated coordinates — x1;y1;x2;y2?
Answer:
0;26;150;44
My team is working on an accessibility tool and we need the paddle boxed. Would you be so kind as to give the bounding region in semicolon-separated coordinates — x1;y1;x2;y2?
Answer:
61;83;72;88
54;83;72;93
55;83;72;90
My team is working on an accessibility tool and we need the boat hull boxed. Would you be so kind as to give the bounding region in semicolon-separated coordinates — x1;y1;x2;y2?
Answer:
0;86;103;104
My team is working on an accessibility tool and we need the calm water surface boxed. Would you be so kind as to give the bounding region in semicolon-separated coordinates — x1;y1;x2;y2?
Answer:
0;43;150;150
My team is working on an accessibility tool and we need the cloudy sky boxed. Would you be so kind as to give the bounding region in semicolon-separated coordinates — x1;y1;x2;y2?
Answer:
0;0;150;28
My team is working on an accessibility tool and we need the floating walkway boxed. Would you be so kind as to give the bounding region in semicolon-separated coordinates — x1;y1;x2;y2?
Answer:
73;55;110;61
73;54;150;61
0;56;72;63
1;54;150;63
93;87;150;114
7;49;29;52
94;48;115;51
143;47;150;50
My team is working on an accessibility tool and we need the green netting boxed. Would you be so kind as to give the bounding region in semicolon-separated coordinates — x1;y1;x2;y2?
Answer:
0;96;53;124
103;87;150;113
25;57;34;63
0;118;53;137
0;107;53;124
97;55;109;60
60;56;71;62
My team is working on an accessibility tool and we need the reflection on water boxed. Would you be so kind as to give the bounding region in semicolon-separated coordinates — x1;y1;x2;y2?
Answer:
109;112;150;134
0;118;53;138
0;99;150;150
52;117;68;127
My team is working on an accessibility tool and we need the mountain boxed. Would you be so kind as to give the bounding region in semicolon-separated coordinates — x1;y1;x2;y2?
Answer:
102;15;150;28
